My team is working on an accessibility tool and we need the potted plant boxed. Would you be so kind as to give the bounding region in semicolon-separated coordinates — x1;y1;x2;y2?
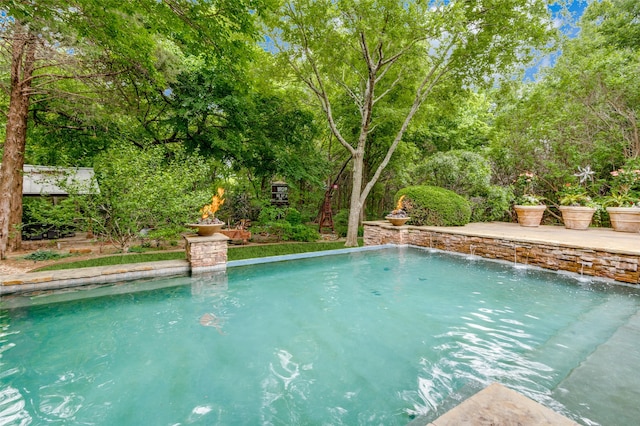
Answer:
602;167;640;233
188;188;226;236
513;172;546;227
557;182;597;230
386;195;411;226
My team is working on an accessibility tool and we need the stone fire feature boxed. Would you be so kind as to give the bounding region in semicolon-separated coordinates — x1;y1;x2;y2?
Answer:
364;221;640;285
183;233;230;273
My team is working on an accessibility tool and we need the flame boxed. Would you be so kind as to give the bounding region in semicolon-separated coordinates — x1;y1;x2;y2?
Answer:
200;188;225;219
395;195;405;211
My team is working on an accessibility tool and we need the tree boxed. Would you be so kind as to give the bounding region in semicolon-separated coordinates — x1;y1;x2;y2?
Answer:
0;0;268;259
489;0;640;192
67;144;213;252
265;0;559;246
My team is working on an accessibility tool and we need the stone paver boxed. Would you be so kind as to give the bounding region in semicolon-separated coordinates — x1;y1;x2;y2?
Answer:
435;222;640;255
1;260;189;295
427;383;579;426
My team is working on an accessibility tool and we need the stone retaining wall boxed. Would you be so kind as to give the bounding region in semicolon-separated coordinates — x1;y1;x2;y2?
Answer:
364;222;639;285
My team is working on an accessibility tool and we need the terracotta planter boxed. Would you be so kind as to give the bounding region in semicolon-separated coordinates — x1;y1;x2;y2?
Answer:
514;205;546;227
606;207;640;233
385;216;411;226
559;206;596;230
188;223;224;236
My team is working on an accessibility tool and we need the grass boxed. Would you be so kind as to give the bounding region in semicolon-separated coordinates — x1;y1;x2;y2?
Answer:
34;251;186;271
33;240;362;272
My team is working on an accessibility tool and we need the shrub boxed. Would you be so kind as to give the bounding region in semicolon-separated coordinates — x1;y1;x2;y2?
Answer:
418;150;491;195
469;185;513;222
23;250;70;262
416;150;511;221
288;224;320;242
257;205;286;224
256;222;320;242
333;209;349;237
395;185;471;226
65;143;213;252
284;208;302;225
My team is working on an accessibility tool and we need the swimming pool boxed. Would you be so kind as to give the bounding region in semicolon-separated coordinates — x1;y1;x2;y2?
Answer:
1;247;639;425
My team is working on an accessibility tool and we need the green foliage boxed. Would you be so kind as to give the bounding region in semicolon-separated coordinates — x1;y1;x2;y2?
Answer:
257;206;303;225
331;209;364;238
255;204;319;241
257;205;285;224
418;150;491;195
599;191;640;208
265;0;558;245
66;144;213;251
418;150;511;221
333;209;349;237
22;197;79;234
34;241;363;271
490;0;640;191
557;184;597;207
254;222;320;242
23;250;70;262
395;186;471;226
284;208;302;226
469;186;513;222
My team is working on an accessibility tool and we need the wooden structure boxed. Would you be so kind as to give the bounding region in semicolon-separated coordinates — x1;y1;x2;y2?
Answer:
318;158;350;233
271;181;289;206
318;190;335;233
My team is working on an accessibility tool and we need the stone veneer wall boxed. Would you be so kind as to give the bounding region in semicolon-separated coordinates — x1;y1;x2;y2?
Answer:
184;234;230;273
364;222;639;285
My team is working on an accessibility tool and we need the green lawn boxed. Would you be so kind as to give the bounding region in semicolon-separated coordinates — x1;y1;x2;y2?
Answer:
34;240;362;272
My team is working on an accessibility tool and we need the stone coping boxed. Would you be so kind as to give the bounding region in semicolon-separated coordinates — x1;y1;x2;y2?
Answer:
183;233;230;243
0;260;190;296
415;383;578;426
0;245;391;296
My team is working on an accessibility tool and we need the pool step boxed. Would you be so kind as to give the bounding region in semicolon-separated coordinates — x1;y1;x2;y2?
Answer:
551;309;640;426
526;296;637;384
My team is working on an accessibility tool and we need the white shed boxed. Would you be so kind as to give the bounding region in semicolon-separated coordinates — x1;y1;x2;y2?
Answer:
20;164;98;196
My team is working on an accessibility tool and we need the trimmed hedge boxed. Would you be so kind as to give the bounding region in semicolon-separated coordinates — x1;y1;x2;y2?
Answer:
395;185;471;226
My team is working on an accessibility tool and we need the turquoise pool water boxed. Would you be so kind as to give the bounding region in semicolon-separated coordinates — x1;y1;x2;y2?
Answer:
1;247;639;425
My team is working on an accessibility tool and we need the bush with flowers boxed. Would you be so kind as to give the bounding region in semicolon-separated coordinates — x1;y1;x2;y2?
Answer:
602;164;640;208
514;172;545;206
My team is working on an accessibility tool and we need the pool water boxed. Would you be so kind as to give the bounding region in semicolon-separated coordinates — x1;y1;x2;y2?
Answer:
1;247;639;425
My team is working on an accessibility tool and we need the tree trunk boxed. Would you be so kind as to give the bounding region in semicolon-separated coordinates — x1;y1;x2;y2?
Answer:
345;150;364;247
0;26;36;259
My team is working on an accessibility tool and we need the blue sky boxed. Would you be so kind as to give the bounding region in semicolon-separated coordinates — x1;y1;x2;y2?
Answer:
525;0;590;80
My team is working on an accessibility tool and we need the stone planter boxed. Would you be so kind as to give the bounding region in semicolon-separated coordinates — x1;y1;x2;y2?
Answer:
385;216;411;226
188;223;224;236
514;205;546;227
606;207;640;233
559;206;596;230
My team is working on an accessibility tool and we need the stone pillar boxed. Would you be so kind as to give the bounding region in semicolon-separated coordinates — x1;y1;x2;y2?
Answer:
183;234;230;274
